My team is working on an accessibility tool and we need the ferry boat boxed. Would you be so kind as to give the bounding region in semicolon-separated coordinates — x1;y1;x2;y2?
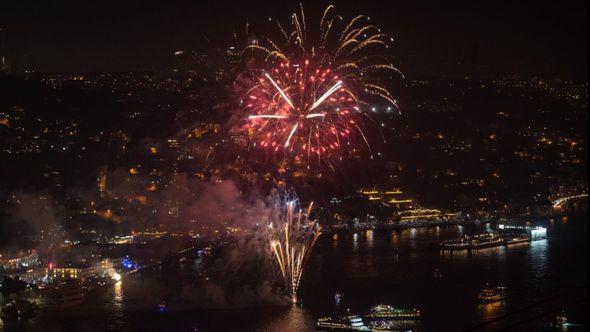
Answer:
478;285;507;303
440;232;504;250
366;305;421;320
317;315;370;331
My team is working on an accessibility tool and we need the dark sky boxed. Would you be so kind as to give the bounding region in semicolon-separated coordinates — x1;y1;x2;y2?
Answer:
1;0;587;78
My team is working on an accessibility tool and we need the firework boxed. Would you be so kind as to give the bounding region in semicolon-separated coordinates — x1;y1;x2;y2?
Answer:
268;199;321;303
241;4;403;161
245;61;358;156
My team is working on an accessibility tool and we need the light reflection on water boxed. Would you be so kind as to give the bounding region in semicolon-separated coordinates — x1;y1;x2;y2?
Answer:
365;229;374;249
352;232;359;250
113;281;124;309
258;305;315;331
107;280;127;330
529;239;549;282
478;300;507;321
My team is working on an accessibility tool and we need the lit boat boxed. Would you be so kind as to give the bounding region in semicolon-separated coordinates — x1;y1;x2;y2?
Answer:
440;232;504;250
367;320;414;332
317;315;370;331
505;235;529;245
158;301;167;313
552;311;567;327
366;305;421;320
478;285;507;303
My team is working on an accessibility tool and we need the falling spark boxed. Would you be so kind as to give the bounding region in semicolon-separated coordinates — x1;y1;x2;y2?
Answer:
285;123;299;147
309;81;343;111
265;72;295;110
268;200;321;303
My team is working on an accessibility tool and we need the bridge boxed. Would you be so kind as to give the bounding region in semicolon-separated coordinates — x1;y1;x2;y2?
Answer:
552;193;588;209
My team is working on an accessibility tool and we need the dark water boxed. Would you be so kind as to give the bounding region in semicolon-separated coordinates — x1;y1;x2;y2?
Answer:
17;215;588;331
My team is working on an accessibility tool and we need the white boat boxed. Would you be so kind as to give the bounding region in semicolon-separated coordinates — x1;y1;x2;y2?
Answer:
317;315;370;331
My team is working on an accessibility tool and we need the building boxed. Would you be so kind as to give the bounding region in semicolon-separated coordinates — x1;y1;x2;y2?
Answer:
357;187;414;209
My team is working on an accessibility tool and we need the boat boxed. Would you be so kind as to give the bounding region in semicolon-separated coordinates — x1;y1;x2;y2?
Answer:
43;281;84;310
478;285;507;303
440;232;504;250
317;314;370;331
158;301;167;313
365;305;421;320
367;319;414;332
552;310;567;327
505;235;529;245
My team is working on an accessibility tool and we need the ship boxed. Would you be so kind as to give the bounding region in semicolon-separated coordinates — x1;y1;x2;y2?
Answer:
317;315;370;331
478;285;507;303
365;305;421;320
440;232;504;250
43;281;84;310
367;320;414;332
504;234;530;245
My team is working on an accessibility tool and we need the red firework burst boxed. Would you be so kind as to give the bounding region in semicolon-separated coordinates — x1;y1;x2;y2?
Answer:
244;60;364;159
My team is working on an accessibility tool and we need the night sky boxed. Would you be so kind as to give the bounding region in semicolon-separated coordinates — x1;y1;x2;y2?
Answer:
1;0;587;78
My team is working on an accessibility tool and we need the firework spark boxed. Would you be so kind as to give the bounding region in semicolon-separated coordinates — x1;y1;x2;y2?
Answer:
240;5;403;162
268;200;321;303
245;61;358;158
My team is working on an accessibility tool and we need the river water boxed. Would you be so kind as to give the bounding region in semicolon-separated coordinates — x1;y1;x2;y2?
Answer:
17;213;588;331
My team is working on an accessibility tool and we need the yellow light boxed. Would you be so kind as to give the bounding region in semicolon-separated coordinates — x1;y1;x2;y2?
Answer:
112;272;122;282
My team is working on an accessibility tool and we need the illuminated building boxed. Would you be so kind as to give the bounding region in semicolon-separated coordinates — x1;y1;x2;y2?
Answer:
45;267;81;281
357;187;413;208
0;251;40;271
